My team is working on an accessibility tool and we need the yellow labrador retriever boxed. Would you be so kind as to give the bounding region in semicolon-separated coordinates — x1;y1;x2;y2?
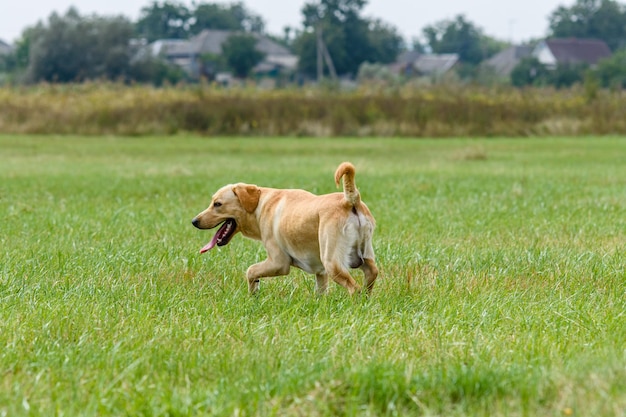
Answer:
192;162;378;295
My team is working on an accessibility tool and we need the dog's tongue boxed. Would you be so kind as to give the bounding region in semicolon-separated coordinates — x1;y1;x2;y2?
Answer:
199;220;234;254
199;234;219;254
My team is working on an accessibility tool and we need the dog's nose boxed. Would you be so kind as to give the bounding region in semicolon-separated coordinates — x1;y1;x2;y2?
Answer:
192;217;200;228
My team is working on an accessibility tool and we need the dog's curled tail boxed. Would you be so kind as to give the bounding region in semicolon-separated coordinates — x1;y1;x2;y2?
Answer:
334;162;361;206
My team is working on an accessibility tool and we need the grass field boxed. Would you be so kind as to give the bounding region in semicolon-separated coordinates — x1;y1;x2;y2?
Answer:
1;135;625;416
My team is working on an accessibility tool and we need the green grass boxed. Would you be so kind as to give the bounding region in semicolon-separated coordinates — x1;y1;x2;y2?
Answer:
1;135;625;416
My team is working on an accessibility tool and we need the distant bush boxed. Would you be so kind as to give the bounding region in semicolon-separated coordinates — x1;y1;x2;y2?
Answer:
1;83;625;137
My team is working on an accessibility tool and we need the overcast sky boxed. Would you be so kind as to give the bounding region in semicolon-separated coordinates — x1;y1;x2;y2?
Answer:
2;0;571;45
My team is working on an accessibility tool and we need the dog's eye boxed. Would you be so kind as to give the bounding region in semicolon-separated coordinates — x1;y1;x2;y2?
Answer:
213;202;222;208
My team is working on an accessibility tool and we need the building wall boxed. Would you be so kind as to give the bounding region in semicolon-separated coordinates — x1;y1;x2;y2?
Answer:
534;42;557;67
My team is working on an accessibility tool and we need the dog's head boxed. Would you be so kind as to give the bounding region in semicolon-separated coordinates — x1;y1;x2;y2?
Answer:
192;183;261;253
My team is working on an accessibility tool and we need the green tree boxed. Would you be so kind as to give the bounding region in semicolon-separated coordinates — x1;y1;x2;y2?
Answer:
136;1;191;42
548;63;589;88
423;14;504;65
129;54;187;85
511;57;588;88
135;1;266;40
221;34;265;78
548;0;626;51
197;52;227;80
12;27;39;72
593;48;626;87
1;24;46;81
510;57;550;87
365;19;404;64
190;2;264;35
410;38;427;54
294;0;402;78
26;8;136;82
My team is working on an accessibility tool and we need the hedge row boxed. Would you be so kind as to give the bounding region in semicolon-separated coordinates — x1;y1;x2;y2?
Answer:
1;83;625;137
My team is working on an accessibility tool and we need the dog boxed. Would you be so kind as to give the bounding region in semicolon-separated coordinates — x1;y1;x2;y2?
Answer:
192;162;378;295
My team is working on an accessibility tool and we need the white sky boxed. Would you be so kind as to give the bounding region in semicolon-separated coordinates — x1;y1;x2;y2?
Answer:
1;0;572;44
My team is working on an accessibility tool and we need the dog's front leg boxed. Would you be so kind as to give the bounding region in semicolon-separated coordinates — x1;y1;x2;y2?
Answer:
315;272;329;294
246;259;291;294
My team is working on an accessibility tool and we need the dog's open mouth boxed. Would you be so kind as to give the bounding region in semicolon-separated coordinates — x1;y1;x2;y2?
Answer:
200;219;237;254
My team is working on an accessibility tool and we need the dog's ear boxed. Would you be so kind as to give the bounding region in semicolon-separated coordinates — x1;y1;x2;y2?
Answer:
232;184;260;213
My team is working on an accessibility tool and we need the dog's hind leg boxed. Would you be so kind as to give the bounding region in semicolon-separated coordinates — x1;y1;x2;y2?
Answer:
360;258;379;293
320;229;361;295
325;263;360;295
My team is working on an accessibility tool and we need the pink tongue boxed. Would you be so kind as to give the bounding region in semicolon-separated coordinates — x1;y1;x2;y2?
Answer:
199;234;219;254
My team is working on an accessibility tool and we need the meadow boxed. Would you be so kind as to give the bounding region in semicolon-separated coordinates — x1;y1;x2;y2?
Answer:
2;83;626;137
0;135;625;416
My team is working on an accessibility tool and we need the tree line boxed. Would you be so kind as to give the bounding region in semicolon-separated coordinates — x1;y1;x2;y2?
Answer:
2;0;626;87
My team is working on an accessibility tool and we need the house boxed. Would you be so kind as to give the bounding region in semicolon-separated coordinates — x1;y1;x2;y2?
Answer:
483;45;533;78
390;51;459;77
482;38;611;81
413;54;459;77
0;39;13;56
534;38;611;68
390;50;421;76
151;29;297;79
150;39;195;70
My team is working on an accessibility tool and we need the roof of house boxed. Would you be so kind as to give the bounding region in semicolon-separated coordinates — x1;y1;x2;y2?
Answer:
190;29;231;55
484;45;533;76
152;30;296;67
413;53;459;75
189;29;292;57
396;50;421;65
150;39;192;57
544;38;611;65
